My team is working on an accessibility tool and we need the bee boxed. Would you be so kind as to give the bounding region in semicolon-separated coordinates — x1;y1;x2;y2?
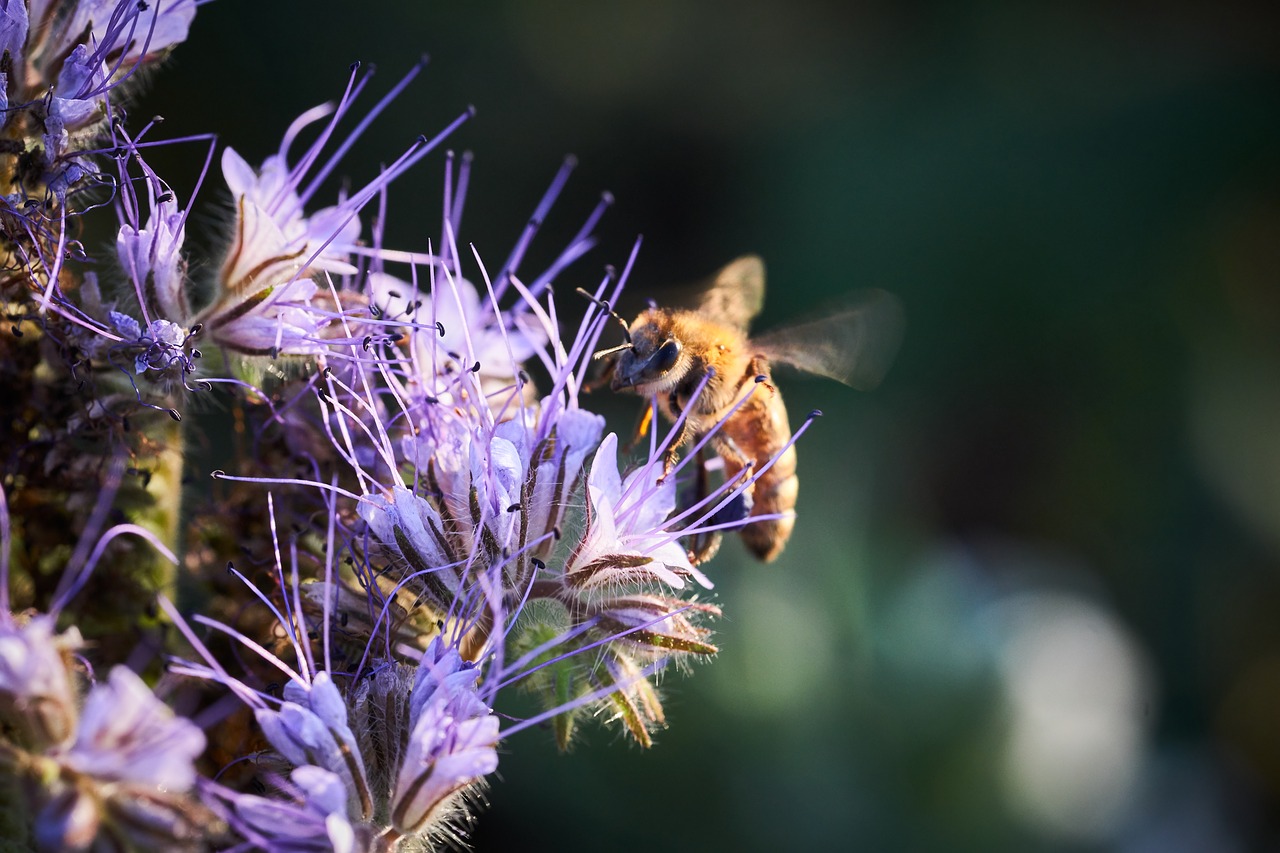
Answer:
586;255;902;562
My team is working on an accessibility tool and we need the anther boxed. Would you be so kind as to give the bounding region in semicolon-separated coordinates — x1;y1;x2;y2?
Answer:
531;558;546;571
808;409;823;419
470;361;481;373
435;321;445;336
506;503;521;513
755;375;767;383
167;408;181;422
211;470;225;478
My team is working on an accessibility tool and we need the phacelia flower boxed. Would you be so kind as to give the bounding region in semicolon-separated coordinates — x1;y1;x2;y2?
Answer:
0;478;217;851
0;640;214;851
1;3;836;845
161;55;776;846
195;61;469;360
0;615;82;749
165;558;502;850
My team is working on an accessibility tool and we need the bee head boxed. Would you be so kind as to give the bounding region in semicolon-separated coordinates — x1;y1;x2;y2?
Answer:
578;289;685;393
609;317;682;392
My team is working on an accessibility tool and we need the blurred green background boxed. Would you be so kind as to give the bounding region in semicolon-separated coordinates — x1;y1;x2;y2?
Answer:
139;2;1280;850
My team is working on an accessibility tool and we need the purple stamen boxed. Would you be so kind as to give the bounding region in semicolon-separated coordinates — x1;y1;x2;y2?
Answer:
492;155;577;299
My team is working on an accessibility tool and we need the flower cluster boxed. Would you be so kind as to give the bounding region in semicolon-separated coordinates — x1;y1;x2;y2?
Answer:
0;483;216;849
0;1;800;849
1;0;195;289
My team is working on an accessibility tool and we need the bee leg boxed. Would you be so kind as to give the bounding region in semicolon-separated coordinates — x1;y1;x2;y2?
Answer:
581;354;617;393
659;392;692;482
659;431;686;481
746;356;776;394
682;447;724;566
711;432;755;487
688;534;722;566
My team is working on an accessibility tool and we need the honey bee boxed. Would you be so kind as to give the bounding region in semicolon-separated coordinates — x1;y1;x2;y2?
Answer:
587;255;902;562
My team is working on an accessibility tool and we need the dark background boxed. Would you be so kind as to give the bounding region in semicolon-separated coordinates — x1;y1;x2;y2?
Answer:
138;2;1280;850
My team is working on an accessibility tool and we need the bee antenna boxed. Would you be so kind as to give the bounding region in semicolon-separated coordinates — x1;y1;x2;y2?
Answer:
575;287;632;345
592;341;634;361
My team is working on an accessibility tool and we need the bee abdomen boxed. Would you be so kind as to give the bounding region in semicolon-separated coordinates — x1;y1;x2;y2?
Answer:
740;445;798;562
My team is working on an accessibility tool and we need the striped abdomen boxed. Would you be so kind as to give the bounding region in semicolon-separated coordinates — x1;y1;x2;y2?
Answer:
717;377;797;562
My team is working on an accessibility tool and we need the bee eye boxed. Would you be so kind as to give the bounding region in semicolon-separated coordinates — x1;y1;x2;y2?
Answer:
650;339;681;373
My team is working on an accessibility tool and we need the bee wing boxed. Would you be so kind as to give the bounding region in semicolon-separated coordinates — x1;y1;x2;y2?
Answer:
752;290;904;390
695;254;766;331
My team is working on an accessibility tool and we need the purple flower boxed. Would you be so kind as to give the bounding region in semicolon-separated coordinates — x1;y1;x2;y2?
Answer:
220;144;361;287
567;432;710;591
0;615;81;748
357;485;463;609
368;270;547;407
33;0;196;78
253;672;372;822
116;191;190;324
5;656;215;851
111;35;792;847
207;768;362;853
391;639;499;835
132;319;189;373
0;1;28;90
61;665;205;790
171;594;500;848
48;44;108;128
0;0;204;350
196;65;461;357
